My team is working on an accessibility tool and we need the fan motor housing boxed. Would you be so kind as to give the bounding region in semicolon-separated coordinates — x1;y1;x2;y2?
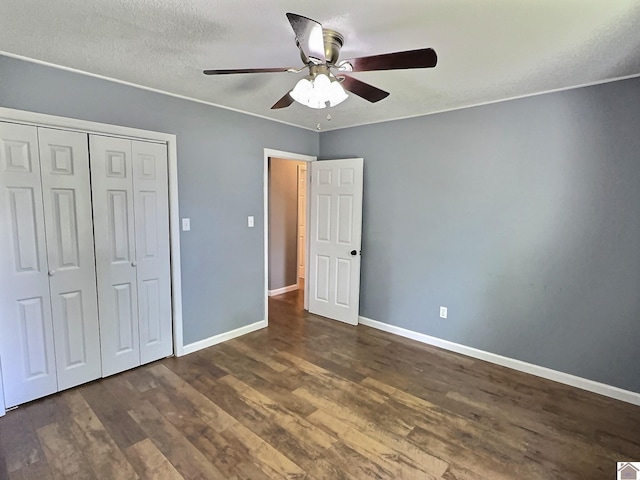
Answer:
323;29;344;65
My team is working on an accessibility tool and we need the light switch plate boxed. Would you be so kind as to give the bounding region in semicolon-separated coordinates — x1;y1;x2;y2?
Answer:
248;216;254;228
182;218;190;231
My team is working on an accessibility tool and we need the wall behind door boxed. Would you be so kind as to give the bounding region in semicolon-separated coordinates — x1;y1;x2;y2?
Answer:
269;158;305;291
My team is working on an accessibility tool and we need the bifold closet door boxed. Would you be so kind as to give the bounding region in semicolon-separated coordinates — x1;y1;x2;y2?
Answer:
90;135;172;377
90;135;140;376
38;128;101;390
0;122;57;407
132;140;172;365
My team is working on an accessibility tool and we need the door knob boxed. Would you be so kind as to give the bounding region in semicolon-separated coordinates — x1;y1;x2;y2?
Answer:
131;261;137;267
48;270;56;276
350;250;357;256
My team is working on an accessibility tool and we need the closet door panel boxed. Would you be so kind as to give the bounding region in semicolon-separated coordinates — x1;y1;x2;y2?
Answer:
90;135;140;377
132;141;172;364
38;128;101;390
0;122;57;407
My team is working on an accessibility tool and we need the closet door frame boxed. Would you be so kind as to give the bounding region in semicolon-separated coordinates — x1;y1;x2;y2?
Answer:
0;108;185;367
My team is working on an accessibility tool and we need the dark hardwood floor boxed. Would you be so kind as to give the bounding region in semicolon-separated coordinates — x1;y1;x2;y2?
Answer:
1;288;639;479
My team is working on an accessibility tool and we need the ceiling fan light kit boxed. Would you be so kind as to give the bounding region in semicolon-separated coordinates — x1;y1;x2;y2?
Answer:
203;13;438;111
290;68;349;109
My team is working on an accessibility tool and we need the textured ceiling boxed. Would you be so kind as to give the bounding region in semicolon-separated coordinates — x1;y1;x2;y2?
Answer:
1;0;640;131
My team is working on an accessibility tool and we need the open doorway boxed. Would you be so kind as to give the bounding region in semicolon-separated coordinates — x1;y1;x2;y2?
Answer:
264;150;364;326
263;149;316;324
268;157;307;297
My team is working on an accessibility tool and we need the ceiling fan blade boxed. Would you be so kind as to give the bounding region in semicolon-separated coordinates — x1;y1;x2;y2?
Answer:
340;48;437;72
203;67;294;75
286;13;326;64
271;92;295;109
339;76;389;103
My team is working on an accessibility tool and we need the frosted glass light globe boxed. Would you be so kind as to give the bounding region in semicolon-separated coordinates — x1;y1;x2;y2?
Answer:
290;73;348;109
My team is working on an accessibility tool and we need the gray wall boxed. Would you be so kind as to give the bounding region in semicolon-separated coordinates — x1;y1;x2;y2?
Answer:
0;55;319;345
321;77;640;393
3;53;640;393
268;158;304;291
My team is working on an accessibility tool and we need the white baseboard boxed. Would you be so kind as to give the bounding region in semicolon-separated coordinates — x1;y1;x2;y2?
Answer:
268;284;299;296
181;320;267;356
358;316;640;407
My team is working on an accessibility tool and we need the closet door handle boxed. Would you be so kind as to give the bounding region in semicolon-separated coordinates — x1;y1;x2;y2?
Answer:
48;270;56;276
131;261;137;267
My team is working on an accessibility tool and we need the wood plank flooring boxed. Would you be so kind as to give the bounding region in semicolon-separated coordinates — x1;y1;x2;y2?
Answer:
1;289;639;479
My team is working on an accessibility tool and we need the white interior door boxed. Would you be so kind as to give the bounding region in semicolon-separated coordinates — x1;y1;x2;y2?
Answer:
90;135;141;377
297;164;307;281
38;127;102;390
0;122;58;407
132;140;172;365
308;158;363;325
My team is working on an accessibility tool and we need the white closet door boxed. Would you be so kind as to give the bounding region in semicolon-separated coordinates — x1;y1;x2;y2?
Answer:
90;135;140;377
38;128;101;390
0;122;58;407
132;140;172;364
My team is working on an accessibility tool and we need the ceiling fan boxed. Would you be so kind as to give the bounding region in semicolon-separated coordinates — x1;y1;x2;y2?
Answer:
203;13;438;110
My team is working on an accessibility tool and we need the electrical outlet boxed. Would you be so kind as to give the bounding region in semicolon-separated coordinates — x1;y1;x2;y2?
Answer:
181;218;190;231
439;306;448;319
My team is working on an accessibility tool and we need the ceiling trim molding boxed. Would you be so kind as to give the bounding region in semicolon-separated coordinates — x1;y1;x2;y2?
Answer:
0;51;318;133
3;51;640;133
319;71;640;132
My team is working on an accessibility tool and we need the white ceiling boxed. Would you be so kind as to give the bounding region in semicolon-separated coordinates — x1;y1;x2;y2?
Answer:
2;0;640;131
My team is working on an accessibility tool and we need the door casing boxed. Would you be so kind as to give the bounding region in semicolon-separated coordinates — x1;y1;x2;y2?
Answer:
297;163;307;283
